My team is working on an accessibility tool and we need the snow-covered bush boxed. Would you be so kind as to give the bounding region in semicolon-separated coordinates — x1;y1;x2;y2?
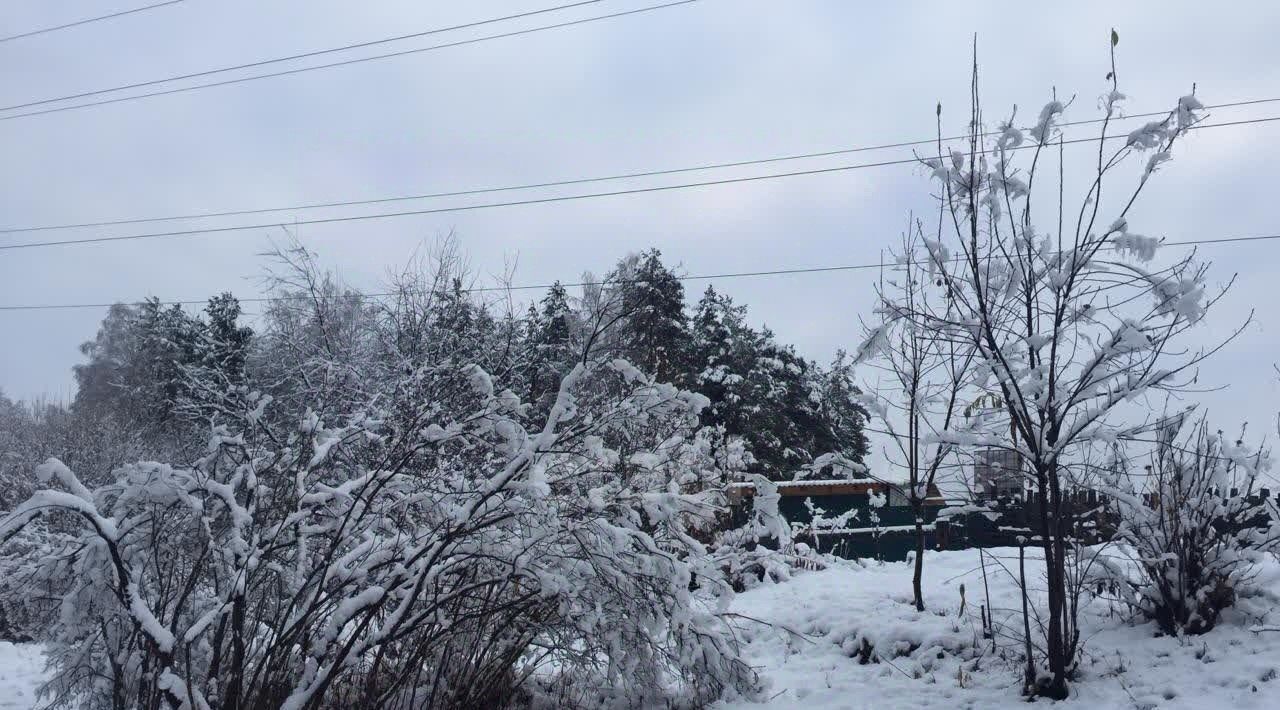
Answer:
1099;417;1279;635
825;596;982;668
0;522;70;642
0;356;764;710
715;476;801;591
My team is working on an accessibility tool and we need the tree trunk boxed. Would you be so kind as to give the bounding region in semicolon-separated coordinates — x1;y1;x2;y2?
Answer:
1020;543;1035;694
227;593;247;710
1038;464;1070;699
916;514;926;614
912;504;926;611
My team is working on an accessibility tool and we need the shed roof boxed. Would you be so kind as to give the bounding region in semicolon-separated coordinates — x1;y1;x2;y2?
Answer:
728;479;948;506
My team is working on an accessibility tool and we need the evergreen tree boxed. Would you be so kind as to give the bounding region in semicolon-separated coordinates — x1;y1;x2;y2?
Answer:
73;299;201;427
177;294;257;421
541;282;572;342
814;349;871;470
612;250;690;384
525;281;576;416
72;303;142;420
689;285;747;430
74;295;254;431
744;334;822;474
428;278;480;362
690;286;736;376
686;287;869;480
201;293;254;386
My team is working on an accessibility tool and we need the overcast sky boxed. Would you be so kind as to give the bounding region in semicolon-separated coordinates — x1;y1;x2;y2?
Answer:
2;1;1278;466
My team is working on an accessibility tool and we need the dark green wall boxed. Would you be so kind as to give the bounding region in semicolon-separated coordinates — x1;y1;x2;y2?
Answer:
782;492;942;562
780;492;935;528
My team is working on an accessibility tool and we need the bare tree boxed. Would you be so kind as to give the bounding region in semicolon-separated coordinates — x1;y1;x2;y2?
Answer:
905;34;1246;697
854;220;976;611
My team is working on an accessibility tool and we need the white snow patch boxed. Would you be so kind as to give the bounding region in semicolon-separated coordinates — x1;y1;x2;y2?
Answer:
0;643;48;710
717;548;1280;710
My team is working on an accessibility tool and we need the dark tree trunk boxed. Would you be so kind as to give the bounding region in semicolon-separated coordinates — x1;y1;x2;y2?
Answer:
227;593;247;710
912;503;926;611
1020;543;1035;694
1037;463;1070;700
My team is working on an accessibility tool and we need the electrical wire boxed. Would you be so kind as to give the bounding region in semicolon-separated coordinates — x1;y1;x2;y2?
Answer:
0;1;698;122
5;96;1278;236
1;231;1276;312
0;1;602;110
0;1;184;44
4;114;1277;252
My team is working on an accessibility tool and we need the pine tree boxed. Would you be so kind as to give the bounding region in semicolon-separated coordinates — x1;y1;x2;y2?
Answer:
73;298;202;428
177;294;256;421
428;278;478;362
72;303;141;419
526;281;576;416
744;334;821;474
687;286;868;479
519;302;544;405
541;282;572;346
812;350;871;472
690;286;739;421
613;250;691;384
201;293;254;386
72;295;256;436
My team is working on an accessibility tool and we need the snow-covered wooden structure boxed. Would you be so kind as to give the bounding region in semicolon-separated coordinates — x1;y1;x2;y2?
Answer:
728;479;948;561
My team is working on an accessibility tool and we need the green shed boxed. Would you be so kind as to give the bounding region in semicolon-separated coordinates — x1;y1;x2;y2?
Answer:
730;479;949;562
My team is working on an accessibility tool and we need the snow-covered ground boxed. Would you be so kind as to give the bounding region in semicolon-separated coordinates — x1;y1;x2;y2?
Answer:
2;549;1278;709
719;548;1280;709
0;643;45;710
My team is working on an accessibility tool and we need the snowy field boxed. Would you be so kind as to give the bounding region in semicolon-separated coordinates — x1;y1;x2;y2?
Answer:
718;548;1280;710
3;548;1278;709
0;643;44;710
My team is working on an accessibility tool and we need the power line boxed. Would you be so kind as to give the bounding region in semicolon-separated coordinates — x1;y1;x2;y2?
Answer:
2;231;1276;312
6;96;1278;236
0;0;598;110
1167;233;1280;247
0;154;916;249
0;0;696;122
0;263;887;311
1;0;599;111
0;1;184;44
4;114;1278;252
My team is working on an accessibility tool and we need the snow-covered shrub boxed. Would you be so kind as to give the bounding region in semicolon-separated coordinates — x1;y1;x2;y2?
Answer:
0;358;763;710
0;522;71;642
713;476;801;591
1099;417;1279;635
791;586;982;669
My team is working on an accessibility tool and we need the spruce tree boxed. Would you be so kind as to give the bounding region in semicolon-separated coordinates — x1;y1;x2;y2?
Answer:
613;250;690;384
201;293;254;387
687;287;869;480
526;281;575;416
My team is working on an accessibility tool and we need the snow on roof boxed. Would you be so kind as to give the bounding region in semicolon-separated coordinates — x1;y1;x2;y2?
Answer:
728;478;949;505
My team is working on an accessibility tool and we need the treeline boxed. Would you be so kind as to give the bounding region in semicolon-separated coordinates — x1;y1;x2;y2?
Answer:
0;240;844;708
1;245;867;506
